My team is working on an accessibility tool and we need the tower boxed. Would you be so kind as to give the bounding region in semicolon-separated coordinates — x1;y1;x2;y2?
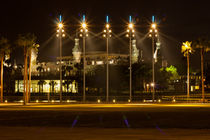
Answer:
31;47;38;72
132;39;139;64
72;38;81;63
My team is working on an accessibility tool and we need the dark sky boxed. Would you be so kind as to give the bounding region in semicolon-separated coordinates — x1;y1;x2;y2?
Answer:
1;0;210;69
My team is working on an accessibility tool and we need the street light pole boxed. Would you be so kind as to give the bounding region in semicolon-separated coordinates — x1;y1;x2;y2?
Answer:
103;17;111;102
83;35;86;102
149;18;158;102
56;15;65;103
80;15;88;103
59;33;62;103
106;36;109;102
152;34;155;102
126;16;135;102
129;32;132;102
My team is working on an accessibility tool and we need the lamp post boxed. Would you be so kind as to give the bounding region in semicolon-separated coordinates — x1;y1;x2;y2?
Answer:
149;17;158;102
103;16;112;102
126;16;135;102
56;15;65;103
80;15;88;102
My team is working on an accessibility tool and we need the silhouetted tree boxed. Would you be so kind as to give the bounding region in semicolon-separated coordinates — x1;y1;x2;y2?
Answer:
0;37;10;102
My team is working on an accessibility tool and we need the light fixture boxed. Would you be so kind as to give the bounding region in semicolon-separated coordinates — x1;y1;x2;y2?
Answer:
97;99;101;103
151;23;156;29
58;23;63;29
82;23;87;29
128;23;134;29
106;24;110;29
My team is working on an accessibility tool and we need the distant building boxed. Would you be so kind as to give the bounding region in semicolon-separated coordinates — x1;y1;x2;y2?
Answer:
14;38;129;94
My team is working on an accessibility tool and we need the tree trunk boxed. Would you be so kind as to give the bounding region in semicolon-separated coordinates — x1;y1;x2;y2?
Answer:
26;53;28;104
39;83;41;93
42;84;44;93
1;57;4;103
48;84;50;102
201;48;205;102
67;83;69;92
18;80;20;93
28;50;32;103
187;52;190;99
52;84;54;93
23;47;27;105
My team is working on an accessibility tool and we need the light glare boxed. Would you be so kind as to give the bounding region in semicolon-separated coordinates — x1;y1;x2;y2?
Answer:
58;23;63;29
151;23;156;29
106;24;110;29
128;23;134;29
82;23;87;28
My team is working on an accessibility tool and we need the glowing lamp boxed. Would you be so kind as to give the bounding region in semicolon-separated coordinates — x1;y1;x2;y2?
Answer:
106;24;110;29
151;23;156;29
58;23;63;29
82;23;87;28
128;23;134;29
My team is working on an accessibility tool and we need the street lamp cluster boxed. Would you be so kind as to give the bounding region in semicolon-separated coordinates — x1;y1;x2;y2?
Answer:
126;16;135;102
56;16;66;103
103;16;112;102
79;15;88;102
148;16;158;102
56;14;158;103
56;23;65;38
149;23;158;37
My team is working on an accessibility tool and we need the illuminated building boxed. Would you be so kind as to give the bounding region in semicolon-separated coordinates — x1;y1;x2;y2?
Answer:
14;38;130;95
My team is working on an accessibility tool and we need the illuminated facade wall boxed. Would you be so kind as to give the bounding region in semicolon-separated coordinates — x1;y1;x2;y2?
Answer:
15;80;78;93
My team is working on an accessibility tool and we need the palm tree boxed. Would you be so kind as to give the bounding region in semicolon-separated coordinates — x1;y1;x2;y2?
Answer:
65;66;73;76
49;80;57;102
17;33;37;104
181;41;193;99
0;37;10;103
28;44;39;103
63;80;72;92
36;65;44;77
37;80;46;93
192;37;210;102
49;80;57;93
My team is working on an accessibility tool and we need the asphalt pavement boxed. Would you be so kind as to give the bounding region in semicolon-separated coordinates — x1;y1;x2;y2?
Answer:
0;103;210;139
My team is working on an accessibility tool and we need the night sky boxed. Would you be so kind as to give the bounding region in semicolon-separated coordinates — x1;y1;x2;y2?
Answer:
1;0;210;69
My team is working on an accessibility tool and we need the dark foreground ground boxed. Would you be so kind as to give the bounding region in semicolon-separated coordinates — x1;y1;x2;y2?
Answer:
0;103;210;139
